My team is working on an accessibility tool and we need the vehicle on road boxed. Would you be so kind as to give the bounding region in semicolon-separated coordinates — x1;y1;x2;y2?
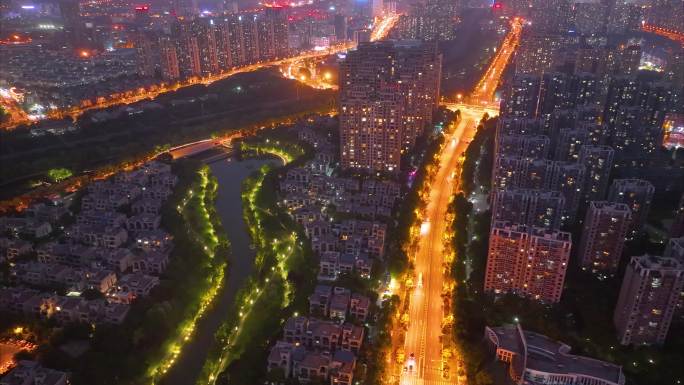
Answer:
406;353;416;374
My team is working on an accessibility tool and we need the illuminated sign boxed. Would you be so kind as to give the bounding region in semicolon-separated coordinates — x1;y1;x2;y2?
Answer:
663;113;684;149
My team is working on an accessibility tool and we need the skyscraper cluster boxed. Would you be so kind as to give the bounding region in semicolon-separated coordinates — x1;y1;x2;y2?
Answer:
395;0;459;41
485;1;684;347
136;8;289;81
338;41;442;173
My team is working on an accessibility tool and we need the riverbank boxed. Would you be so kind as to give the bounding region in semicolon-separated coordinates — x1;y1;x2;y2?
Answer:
197;138;316;385
0;69;335;201
159;157;281;385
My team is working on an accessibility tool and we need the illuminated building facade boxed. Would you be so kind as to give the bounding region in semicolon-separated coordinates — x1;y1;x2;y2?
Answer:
578;145;614;204
614;255;684;345
396;0;458;41
339;41;441;173
607;179;654;234
578;201;631;273
159;36;181;81
134;32;156;77
492;189;565;230
514;33;563;75
59;0;85;46
550;161;585;223
484;221;572;303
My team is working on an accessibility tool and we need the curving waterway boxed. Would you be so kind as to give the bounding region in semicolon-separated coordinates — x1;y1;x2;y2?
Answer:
162;156;282;385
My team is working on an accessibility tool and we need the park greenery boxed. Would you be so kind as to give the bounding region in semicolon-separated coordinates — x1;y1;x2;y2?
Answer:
450;118;684;385
197;135;317;385
0;69;335;196
46;168;73;183
33;160;230;385
146;164;229;383
459;115;494;197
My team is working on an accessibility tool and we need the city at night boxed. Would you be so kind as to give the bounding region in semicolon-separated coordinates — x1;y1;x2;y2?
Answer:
0;0;683;385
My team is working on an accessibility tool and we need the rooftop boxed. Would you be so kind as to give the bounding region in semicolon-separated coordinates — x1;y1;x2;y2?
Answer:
489;324;623;384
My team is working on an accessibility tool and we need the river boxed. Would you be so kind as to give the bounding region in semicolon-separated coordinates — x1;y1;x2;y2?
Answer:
161;156;282;385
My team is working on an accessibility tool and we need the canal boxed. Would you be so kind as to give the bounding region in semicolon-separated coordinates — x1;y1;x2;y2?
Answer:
161;156;282;385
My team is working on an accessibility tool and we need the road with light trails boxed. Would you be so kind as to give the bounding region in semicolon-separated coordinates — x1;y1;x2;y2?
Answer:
371;13;401;42
641;23;684;47
401;107;485;385
1;14;400;131
398;18;521;385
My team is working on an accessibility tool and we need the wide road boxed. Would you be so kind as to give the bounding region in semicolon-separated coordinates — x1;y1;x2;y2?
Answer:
399;18;521;385
401;107;485;385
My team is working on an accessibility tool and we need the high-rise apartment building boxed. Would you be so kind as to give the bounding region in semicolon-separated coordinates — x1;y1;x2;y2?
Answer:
159;36;181;81
241;15;260;64
614;255;684;345
173;22;202;78
262;6;290;59
492;156;555;191
134;32;156;78
501;76;541;118
485;221;572;303
215;19;235;70
578;145;614;204
492;189;565;230
339;41;442;173
514;33;563;75
606;1;642;34
59;0;84;46
334;14;348;41
191;20;220;75
550;161;586;223
397;0;457;41
495;117;549;158
607;179;655;234
551;127;590;162
572;1;607;36
496;134;550;160
527;0;571;34
578;201;631;273
664;237;684;262
670;194;684;238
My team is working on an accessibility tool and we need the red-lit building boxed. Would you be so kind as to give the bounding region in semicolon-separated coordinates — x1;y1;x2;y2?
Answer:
484;221;572;303
159;36;180;81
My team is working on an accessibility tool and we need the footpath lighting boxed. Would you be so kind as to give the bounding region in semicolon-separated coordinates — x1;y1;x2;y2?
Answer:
201;142;307;385
149;167;226;383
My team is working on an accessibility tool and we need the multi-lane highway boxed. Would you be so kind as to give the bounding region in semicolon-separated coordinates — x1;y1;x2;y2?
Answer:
398;18;520;385
401;107;484;385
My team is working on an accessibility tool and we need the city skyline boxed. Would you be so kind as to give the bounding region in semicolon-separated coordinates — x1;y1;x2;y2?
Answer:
1;1;684;385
